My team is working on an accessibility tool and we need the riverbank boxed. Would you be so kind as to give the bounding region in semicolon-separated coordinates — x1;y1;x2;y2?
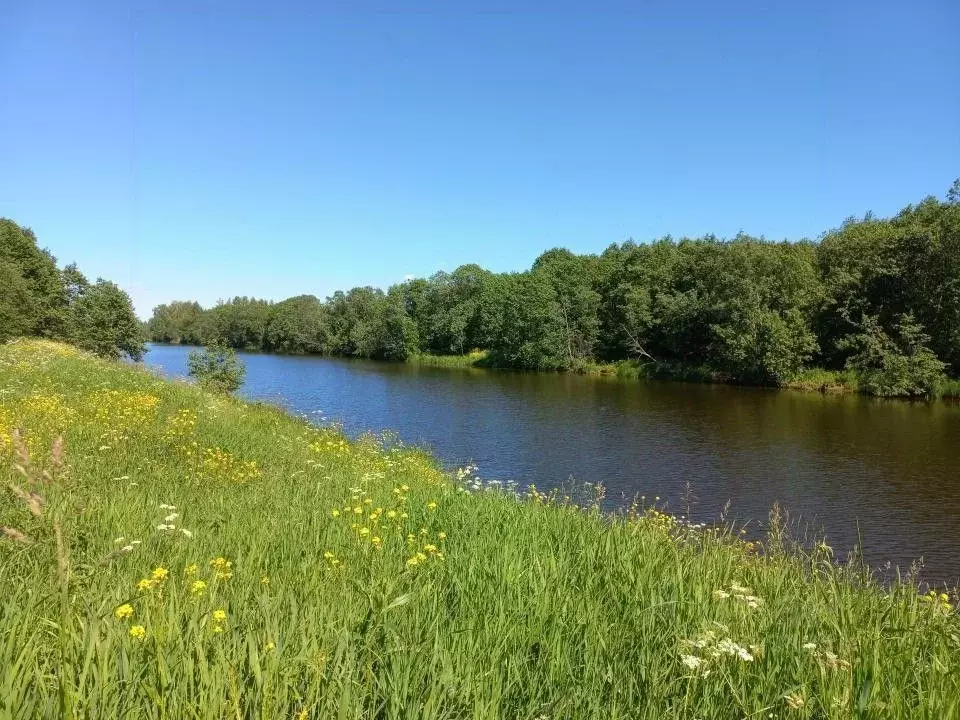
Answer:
6;339;956;717
409;350;960;400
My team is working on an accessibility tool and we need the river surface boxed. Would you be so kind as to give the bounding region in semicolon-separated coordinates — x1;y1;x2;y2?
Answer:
143;343;960;587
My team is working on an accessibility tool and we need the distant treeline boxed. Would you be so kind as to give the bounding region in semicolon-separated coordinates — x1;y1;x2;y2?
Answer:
148;183;960;396
0;219;143;360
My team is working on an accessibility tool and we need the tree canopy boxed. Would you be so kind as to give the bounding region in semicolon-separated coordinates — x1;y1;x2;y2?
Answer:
0;219;144;359
144;183;960;396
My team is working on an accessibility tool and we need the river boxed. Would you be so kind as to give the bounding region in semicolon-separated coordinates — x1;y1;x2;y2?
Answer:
143;343;960;587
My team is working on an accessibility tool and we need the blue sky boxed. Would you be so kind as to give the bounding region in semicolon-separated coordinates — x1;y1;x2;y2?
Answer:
2;0;958;318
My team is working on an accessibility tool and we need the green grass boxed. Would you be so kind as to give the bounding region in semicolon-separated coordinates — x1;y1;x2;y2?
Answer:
405;350;489;369
785;368;859;394
1;339;958;718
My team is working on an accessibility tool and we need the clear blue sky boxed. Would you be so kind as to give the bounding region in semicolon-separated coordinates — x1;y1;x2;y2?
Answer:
2;0;958;317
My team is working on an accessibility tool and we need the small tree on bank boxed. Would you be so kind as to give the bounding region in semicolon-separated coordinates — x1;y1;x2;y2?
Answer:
187;344;246;394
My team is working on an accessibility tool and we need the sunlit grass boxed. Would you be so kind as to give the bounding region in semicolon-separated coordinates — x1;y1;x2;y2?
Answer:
1;339;958;718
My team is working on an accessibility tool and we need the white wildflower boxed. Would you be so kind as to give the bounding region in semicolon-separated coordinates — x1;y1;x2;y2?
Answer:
120;545;134;553
180;528;193;538
164;513;179;522
114;537;125;544
802;642;817;651
713;589;730;599
158;504;176;510
680;654;704;670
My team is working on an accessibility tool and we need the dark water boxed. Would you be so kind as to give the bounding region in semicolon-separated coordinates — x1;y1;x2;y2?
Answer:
144;344;960;587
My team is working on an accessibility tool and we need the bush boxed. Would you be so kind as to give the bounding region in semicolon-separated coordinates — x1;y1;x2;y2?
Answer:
842;314;946;397
187;344;246;394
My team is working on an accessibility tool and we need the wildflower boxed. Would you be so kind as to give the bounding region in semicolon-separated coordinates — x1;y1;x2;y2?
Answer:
406;556;419;567
180;528;193;538
358;527;370;536
437;531;447;540
114;537;125;544
323;551;334;559
401;484;409;492
802;642;817;652
114;604;134;619
331;509;340;517
261;575;270;585
164;513;179;522
136;578;154;592
156;524;175;531
352;506;363;515
185;563;199;575
427;501;437;510
713;589;730;599
191;580;207;596
158;504;176;511
129;625;146;640
151;567;169;582
264;641;276;652
680;655;703;670
120;545;135;553
423;544;438;553
386;510;397;519
131;540;142;546
212;608;227;622
371;536;382;546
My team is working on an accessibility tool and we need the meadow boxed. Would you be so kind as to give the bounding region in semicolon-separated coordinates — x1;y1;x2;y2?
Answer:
1;340;958;719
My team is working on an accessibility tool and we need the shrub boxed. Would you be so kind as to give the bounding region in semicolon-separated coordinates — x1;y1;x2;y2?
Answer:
187;344;246;394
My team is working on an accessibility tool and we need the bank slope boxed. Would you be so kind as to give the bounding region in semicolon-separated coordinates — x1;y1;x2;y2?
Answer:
1;340;957;719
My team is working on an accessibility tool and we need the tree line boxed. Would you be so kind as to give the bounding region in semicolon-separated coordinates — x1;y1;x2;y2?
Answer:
0;219;144;360
147;183;960;396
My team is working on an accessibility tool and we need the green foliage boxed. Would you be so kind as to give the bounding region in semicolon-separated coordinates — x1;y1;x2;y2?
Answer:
187;344;247;394
0;218;142;360
0;260;38;342
142;183;960;398
68;278;145;362
147;301;207;345
841;314;947;397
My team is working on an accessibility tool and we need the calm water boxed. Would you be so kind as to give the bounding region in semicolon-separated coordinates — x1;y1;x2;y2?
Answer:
144;344;960;586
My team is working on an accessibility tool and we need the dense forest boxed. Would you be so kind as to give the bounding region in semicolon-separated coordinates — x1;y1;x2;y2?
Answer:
138;181;956;396
0;219;143;360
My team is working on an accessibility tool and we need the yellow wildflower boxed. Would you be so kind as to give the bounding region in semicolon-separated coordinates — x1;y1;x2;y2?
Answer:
151;567;169;582
136;578;154;592
261;575;270;585
264;641;276;652
114;604;134;620
386;510;397;519
129;625;146;640
212;609;227;622
427;502;437;510
184;563;199;576
438;531;447;540
331;509;340;517
191;580;208;596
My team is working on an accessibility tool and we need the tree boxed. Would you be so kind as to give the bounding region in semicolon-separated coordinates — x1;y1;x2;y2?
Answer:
68;280;146;361
264;295;329;354
0;261;37;342
187;344;246;394
841;314;946;397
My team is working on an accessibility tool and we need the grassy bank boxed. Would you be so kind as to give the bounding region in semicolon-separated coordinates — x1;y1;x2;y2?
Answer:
405;350;489;369
1;340;958;718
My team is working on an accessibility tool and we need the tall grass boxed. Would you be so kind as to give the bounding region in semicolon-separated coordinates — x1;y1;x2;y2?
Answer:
1;340;957;718
405;350;489;369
